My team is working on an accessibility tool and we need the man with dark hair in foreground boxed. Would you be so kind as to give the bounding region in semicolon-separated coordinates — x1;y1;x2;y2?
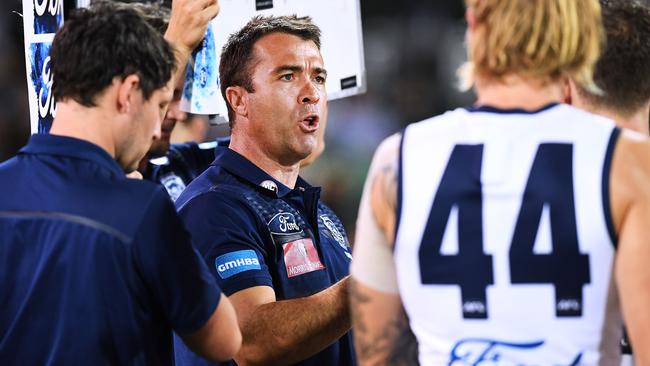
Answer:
0;2;240;364
174;15;355;366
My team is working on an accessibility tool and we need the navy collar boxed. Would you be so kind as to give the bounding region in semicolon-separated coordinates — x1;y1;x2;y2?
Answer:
19;133;124;177
465;103;559;114
213;147;315;198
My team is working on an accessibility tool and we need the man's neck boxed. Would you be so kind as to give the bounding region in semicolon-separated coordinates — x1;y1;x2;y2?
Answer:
582;103;650;135
49;101;116;158
618;109;650;135
229;135;301;189
474;74;565;111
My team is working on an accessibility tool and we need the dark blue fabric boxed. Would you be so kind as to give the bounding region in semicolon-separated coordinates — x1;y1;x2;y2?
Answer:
144;137;231;202
174;147;356;366
145;141;217;201
0;134;221;366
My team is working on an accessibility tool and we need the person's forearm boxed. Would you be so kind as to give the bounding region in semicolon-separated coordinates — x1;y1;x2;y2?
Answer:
235;277;351;366
164;33;193;87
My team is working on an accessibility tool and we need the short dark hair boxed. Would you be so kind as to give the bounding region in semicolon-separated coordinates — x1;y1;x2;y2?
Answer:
219;15;321;125
111;1;171;34
50;1;176;107
579;0;650;116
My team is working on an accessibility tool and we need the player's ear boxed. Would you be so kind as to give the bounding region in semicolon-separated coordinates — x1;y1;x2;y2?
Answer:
225;86;249;119
116;74;141;114
564;78;576;105
465;6;476;31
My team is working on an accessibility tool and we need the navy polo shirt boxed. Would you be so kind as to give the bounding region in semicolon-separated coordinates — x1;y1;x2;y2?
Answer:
174;147;356;366
0;134;221;365
145;137;230;202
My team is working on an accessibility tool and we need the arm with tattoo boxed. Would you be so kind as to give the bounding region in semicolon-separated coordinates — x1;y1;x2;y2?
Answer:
350;279;418;366
350;133;419;365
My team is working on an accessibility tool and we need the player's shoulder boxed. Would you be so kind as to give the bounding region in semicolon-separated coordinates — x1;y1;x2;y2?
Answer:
606;129;650;241
406;107;468;133
374;133;402;161
611;129;650;193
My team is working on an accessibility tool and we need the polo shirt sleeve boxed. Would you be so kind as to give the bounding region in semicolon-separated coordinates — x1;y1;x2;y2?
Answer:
132;188;221;336
178;191;274;296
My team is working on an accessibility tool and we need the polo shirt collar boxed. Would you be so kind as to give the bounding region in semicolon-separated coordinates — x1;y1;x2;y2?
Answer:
213;147;314;198
19;133;124;177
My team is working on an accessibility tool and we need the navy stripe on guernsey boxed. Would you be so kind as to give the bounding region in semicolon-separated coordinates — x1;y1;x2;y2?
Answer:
602;127;621;246
394;129;406;252
0;211;131;243
464;103;559;114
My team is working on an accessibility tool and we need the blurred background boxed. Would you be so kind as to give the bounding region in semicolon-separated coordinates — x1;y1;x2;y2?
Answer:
0;0;475;237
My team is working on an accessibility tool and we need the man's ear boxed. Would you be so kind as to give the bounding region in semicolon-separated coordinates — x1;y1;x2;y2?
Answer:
465;7;476;31
116;74;141;114
225;86;249;119
565;78;576;105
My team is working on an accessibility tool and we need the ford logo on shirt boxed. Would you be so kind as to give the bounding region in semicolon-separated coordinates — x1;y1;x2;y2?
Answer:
449;338;583;365
268;212;303;236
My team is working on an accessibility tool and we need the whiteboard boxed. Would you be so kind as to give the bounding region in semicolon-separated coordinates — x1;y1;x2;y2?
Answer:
181;0;366;120
22;0;64;134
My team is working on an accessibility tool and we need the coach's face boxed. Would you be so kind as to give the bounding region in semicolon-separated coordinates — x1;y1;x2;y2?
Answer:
245;32;327;165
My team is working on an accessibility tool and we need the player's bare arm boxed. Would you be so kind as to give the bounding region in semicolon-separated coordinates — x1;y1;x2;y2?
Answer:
350;133;418;366
228;279;350;366
610;130;650;365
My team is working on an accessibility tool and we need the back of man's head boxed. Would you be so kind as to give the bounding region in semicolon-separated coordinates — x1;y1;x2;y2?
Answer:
462;0;603;92
50;0;176;107
111;0;171;34
578;0;650;118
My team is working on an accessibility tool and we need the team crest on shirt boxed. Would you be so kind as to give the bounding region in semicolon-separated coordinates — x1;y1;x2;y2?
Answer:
268;212;304;236
160;173;186;202
320;215;352;259
282;238;325;278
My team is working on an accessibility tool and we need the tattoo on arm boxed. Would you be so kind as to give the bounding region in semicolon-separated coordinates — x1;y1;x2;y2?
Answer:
379;159;398;212
350;280;419;366
369;156;399;244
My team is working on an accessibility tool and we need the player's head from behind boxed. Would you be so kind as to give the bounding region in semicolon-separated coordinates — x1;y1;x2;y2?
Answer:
569;0;650;131
461;0;604;92
111;1;188;158
219;15;328;165
50;1;176;171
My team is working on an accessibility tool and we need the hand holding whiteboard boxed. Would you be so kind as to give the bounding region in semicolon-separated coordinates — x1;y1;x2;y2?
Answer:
181;0;366;120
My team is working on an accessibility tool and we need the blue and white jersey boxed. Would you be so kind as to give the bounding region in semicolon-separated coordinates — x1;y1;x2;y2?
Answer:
394;104;622;365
